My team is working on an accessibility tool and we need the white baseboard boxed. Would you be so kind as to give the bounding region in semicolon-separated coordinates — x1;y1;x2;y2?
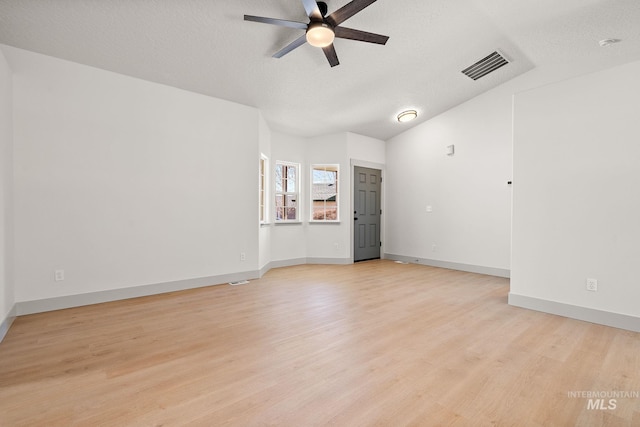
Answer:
509;293;640;333
261;257;351;275
0;304;16;343
13;256;354;320
266;258;308;270
6;260;637;342
3;255;503;343
306;257;352;265
259;263;272;278
384;253;510;278
16;270;260;316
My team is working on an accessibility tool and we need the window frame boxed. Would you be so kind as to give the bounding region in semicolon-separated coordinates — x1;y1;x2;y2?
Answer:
259;154;268;224
275;160;301;223
310;164;339;223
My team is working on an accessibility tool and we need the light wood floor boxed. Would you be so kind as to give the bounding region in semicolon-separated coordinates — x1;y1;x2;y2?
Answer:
1;260;639;426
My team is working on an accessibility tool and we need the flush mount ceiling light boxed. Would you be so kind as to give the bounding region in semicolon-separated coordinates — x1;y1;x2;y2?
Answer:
397;110;418;123
306;22;335;48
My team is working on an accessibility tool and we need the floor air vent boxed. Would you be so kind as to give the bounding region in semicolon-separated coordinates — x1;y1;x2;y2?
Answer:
461;50;509;80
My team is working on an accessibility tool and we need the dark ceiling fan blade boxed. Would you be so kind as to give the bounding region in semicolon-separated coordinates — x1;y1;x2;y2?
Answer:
300;0;322;20
325;0;377;27
334;27;389;44
273;34;308;58
244;15;308;30
322;44;340;67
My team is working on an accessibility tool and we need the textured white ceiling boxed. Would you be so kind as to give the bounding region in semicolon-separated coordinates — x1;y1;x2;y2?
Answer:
0;0;639;140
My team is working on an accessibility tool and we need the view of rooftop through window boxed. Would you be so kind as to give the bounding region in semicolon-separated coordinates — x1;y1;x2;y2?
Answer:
312;165;338;221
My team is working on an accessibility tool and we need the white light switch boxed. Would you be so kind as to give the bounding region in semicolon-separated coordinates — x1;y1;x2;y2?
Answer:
426;206;433;213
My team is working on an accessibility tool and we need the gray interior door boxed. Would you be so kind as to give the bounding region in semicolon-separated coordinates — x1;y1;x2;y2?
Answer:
354;166;381;262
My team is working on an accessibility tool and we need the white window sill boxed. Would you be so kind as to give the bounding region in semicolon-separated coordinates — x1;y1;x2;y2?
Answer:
274;221;303;225
308;221;341;224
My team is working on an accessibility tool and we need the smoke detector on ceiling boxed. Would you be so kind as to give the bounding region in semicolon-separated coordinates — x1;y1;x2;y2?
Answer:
599;38;621;47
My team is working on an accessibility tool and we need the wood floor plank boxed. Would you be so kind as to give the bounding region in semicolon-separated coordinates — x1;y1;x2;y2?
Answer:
1;260;639;426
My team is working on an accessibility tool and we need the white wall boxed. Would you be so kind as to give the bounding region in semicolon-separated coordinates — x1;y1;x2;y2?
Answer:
347;132;386;166
306;133;349;260
382;58;636;278
3;41;634;334
268;131;386;265
270;131;308;263
258;114;272;272
5;46;260;305
385;84;513;275
511;60;640;322
0;47;14;329
0;44;387;318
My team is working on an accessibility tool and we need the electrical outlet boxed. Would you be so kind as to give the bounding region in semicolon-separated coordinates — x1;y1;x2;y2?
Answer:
334;243;339;250
55;269;64;282
432;244;437;252
586;278;598;292
240;252;246;261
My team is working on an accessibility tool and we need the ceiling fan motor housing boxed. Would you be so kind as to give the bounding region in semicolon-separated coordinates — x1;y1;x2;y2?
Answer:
317;2;329;17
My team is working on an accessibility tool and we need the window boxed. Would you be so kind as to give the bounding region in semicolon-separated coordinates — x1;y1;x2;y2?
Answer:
275;161;299;221
311;165;338;221
259;155;268;223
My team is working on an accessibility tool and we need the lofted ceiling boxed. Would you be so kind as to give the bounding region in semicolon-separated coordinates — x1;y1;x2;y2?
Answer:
0;0;639;140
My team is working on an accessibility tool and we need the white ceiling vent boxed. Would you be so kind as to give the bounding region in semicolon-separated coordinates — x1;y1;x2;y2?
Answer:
461;51;510;80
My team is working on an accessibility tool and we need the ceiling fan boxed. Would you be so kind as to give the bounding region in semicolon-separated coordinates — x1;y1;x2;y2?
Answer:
244;0;389;67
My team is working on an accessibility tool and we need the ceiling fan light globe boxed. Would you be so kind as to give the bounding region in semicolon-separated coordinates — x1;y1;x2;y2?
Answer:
306;23;335;48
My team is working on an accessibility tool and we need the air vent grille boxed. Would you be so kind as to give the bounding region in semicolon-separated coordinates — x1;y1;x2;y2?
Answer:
461;51;509;80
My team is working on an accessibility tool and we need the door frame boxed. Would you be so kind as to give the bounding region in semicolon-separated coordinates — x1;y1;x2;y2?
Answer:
350;159;386;263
